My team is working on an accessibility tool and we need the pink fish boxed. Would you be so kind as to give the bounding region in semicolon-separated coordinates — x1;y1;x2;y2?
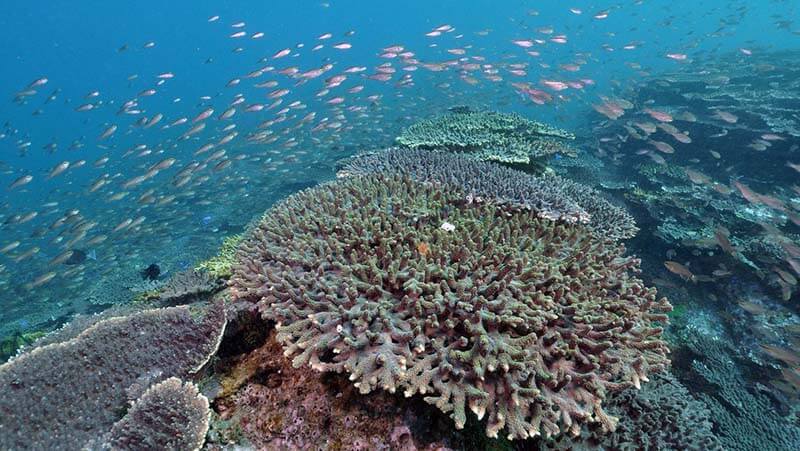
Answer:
733;181;762;205
192;108;214;123
666;53;688;61
511;39;535;48
272;48;291;59
644;108;673;122
541;80;569;91
650;140;675;154
332;43;352;50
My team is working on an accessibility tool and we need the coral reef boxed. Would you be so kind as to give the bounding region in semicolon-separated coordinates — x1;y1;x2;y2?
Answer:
541;371;721;450
103;377;211;451
540;172;638;240
395;110;576;164
86;267;165;305
154;269;223;305
340;148;637;240
196;234;245;279
210;330;476;450
0;302;226;450
229;173;671;440
0;329;46;363
682;332;800;451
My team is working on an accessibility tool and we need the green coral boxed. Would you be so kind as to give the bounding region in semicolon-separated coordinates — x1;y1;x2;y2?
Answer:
396;110;576;164
0;330;46;362
196;234;244;279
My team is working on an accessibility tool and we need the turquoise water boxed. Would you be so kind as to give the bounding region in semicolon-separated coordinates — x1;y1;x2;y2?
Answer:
1;1;799;449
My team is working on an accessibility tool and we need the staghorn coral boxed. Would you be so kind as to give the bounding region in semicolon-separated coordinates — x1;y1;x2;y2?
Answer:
0;302;226;450
541;371;721;450
396;110;576;164
104;377;211;451
340;148;637;240
230;173;671;440
196;234;245;279
684;333;800;451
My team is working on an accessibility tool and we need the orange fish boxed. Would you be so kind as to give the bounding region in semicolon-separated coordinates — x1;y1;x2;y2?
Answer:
714;227;736;255
664;261;694;281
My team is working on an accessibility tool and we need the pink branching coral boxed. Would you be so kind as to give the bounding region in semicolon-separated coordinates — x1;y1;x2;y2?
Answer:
230;174;671;440
0;302;225;450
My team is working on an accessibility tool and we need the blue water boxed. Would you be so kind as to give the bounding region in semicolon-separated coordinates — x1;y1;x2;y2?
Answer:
1;0;800;448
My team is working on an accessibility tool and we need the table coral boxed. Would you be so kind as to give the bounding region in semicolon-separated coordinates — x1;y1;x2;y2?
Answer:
0;302;226;449
340;148;637;240
230;173;670;440
396;110;576;164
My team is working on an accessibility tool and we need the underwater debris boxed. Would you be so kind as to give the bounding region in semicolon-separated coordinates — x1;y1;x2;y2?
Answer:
341;148;637;240
102;377;211;451
229;173;671;440
0;302;226;450
395;110;576;164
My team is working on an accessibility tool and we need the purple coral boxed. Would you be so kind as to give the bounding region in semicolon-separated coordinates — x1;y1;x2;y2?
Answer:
230;173;670;440
0;302;226;450
104;377;211;451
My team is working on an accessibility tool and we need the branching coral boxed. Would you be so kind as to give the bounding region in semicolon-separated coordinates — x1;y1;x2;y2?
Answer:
340;148;637;240
539;172;639;240
104;377;211;451
396;110;576;164
0;302;226;450
230;173;671;440
685;334;800;451
542;371;721;450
